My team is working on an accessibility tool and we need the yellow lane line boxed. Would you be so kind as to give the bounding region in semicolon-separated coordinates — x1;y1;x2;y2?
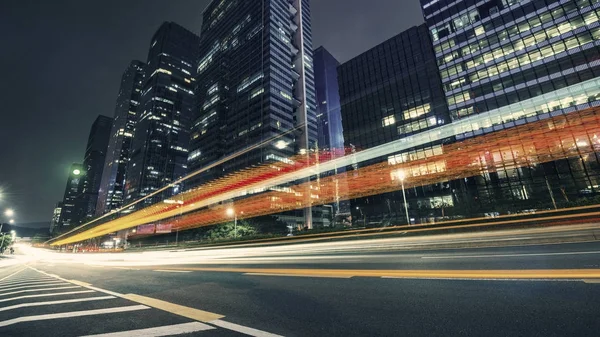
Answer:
244;273;352;279
150;267;600;280
122;293;224;322
69;280;92;287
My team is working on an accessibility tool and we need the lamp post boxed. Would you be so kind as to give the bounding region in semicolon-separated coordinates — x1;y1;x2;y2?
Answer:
226;207;237;238
397;170;410;225
1;209;15;248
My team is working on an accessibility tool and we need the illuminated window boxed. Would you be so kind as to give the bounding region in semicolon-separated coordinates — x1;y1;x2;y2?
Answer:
403;104;431;120
250;87;264;99
382;115;396;127
280;91;293;101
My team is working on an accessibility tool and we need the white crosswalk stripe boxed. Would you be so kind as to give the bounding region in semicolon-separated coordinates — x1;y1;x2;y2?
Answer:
0;305;150;327
0;280;67;289
79;322;215;337
0;290;96;303
0;282;67;292
0;296;116;312
0;278;57;287
0;285;81;297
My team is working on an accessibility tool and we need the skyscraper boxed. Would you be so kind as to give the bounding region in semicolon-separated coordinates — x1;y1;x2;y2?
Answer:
314;46;344;154
422;0;600;124
49;202;63;235
96;61;146;216
188;0;318;227
314;46;349;221
81;115;113;220
419;0;600;212
125;22;200;209
338;24;449;224
56;164;85;233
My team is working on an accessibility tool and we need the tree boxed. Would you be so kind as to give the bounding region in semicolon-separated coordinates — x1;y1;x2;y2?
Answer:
204;220;257;241
246;215;288;235
0;234;12;253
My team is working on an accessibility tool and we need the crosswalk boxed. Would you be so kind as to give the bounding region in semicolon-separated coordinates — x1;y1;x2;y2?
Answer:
0;267;280;336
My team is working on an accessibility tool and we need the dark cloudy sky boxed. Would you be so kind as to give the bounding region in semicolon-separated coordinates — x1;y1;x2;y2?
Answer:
0;0;423;224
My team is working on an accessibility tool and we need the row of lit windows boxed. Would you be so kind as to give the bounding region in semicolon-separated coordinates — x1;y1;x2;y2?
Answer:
388;145;444;165
380;103;433;127
435;0;588;64
397;116;441;136
453;81;600;136
441;9;600;80
447;28;600;106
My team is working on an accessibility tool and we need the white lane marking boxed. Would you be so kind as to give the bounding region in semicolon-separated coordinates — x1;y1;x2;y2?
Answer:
244;273;352;279
0;268;26;282
2;276;56;281
0;279;65;288
0;282;67;292
583;279;600;284
0;277;56;284
0;286;80;297
152;270;192;273
0;290;95;303
0;305;150;327
79;322;215;337
2;275;56;280
29;267;125;297
421;250;600;259
210;319;283;337
0;279;58;287
0;295;115;312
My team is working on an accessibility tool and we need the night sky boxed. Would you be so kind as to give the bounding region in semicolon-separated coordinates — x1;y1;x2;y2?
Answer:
0;0;423;225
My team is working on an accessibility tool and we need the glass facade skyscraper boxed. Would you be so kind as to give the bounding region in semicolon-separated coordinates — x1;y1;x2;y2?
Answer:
96;61;146;216
188;0;318;227
57;163;85;233
338;24;449;224
339;24;449;151
81;115;113;220
314;46;344;153
422;0;600;126
314;46;349;221
416;0;600;215
125;22;200;209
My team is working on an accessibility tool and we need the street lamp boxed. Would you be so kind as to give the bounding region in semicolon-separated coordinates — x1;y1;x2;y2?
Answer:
9;219;14;224
396;170;410;225
4;209;14;217
226;207;237;238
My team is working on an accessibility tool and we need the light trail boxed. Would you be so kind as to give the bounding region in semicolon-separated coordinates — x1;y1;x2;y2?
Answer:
50;106;600;245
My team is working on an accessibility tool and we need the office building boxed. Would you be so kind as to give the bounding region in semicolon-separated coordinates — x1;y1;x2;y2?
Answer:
96;61;146;216
338;24;450;225
81;115;112;220
419;0;600;214
314;46;344;153
57;164;86;233
314;46;349;222
125;22;200;209
188;0;318;227
49;202;63;235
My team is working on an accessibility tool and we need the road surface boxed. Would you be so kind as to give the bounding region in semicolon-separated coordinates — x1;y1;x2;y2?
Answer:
1;227;600;336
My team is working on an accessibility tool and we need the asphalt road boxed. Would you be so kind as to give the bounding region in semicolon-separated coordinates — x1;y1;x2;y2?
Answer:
1;232;600;336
